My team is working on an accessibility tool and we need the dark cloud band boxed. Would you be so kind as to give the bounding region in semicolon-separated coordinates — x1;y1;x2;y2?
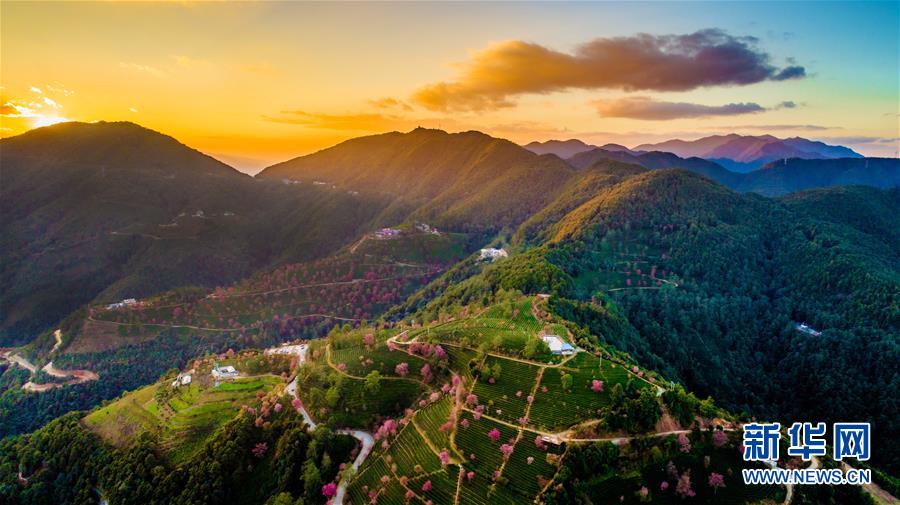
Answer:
414;29;805;111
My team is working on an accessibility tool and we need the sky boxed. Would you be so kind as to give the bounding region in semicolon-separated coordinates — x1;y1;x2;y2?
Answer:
2;1;898;173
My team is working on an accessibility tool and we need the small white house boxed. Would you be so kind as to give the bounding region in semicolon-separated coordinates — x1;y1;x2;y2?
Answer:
374;228;400;239
479;248;508;262
211;363;239;380
171;373;192;388
795;323;822;337
542;335;575;355
415;223;440;235
106;298;138;310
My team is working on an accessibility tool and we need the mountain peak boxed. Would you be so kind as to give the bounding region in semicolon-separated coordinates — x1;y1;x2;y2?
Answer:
522;138;596;158
1;120;242;177
634;133;861;172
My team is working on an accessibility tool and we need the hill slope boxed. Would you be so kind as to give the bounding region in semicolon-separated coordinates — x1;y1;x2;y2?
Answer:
736;157;900;195
0;122;389;345
258;128;576;232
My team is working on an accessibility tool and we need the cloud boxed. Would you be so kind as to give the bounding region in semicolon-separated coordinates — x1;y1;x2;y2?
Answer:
368;97;413;111
119;62;167;78
42;97;61;109
413;29;806;111
30;86;43;94
1;100;38;118
822;136;899;146
703;124;837;132
264;110;410;131
772;66;806;81
593;96;766;120
776;100;798;109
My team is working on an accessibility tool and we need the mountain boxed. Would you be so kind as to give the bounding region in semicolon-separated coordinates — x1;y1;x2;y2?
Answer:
569;147;898;196
598;142;632;152
0;295;803;505
522;138;596;158
568;147;741;187
635;134;862;171
0;122;390;345
259;128;576;232
0;123;897;505
736;157;900;196
396;168;898;473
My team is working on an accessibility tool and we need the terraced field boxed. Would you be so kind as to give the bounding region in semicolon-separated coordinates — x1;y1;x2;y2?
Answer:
529;352;649;431
471;356;540;424
83;375;282;462
331;340;425;378
411;298;554;361
413;396;457;458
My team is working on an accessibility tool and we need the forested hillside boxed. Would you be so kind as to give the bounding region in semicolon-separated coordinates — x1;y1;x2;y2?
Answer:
393;170;899;473
258;128;576;232
0;122;394;346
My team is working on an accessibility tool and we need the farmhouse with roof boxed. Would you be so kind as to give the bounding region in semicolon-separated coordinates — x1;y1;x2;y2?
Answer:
542;335;575;355
211;363;239;380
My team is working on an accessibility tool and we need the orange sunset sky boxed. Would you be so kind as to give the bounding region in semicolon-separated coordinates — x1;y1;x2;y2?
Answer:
2;1;898;173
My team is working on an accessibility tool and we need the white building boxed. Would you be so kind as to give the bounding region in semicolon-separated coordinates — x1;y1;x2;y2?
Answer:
479;248;508;262
795;323;822;337
374;228;401;239
106;298;138;310
211;363;239;380
172;373;192;387
415;223;440;235
542;335;575;355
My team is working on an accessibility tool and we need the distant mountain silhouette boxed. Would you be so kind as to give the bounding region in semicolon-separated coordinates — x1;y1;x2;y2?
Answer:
568;147;742;187
522;139;597;158
736;157;900;196
634;134;862;171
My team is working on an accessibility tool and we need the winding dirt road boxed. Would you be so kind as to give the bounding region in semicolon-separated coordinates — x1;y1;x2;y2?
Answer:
280;343;374;505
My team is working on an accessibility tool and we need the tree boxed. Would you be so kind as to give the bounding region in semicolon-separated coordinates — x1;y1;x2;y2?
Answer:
677;433;691;453
708;472;726;493
712;429;728;447
560;373;573;391
676;471;694;498
364;370;382;394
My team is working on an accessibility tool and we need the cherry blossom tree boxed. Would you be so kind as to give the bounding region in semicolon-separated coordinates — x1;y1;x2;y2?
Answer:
676;472;695;498
487;428;501;442
421;481;432;492
322;482;337;498
395;362;409;376
712;429;728;447
678;433;691;453
252;442;268;458
708;472;726;493
499;443;514;459
591;379;604;393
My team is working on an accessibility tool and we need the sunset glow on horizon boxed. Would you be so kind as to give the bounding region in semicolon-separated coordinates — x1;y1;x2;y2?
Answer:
2;1;898;172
